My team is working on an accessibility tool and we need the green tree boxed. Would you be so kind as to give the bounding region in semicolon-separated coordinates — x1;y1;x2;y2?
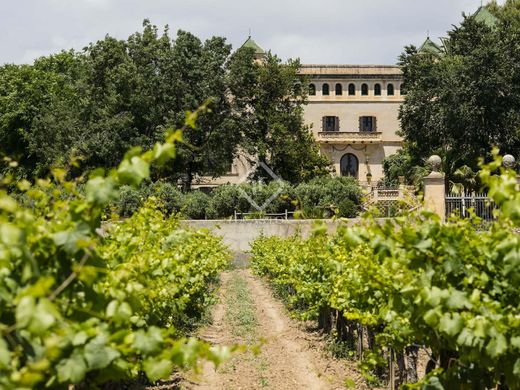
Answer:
487;0;520;18
79;28;156;169
0;21;247;185
381;149;429;188
165;31;242;191
0;51;84;177
228;48;331;183
398;5;520;180
0;22;329;186
58;23;246;189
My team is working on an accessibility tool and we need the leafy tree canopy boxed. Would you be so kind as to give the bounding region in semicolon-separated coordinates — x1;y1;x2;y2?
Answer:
0;21;330;188
227;47;331;183
398;1;520;182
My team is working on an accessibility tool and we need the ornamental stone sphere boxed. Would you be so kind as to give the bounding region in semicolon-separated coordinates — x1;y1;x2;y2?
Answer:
503;154;516;169
427;155;442;172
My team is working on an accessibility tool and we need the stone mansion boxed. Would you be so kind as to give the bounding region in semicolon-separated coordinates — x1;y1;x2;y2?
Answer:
200;55;405;187
300;64;404;183
198;57;404;187
195;6;494;187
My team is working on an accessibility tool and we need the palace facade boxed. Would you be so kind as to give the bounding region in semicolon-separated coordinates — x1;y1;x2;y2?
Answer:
300;64;404;183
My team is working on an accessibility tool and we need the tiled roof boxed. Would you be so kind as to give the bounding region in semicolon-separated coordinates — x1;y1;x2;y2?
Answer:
419;37;443;55
473;6;499;27
241;36;265;55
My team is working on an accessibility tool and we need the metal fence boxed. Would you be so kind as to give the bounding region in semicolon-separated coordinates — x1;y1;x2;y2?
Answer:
445;193;496;221
233;210;295;220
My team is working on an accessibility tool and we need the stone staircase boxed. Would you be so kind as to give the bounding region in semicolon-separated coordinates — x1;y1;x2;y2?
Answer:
361;184;419;216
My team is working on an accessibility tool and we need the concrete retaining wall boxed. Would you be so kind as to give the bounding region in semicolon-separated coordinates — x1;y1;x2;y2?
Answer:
181;219;363;252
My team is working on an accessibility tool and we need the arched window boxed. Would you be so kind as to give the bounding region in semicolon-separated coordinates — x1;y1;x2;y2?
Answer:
309;83;316;96
335;83;343;95
361;83;369;96
340;153;359;179
387;83;394;96
400;83;407;95
348;83;356;96
374;83;381;96
322;83;330;96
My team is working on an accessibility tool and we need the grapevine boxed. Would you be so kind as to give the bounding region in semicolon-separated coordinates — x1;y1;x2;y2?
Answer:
0;109;231;388
251;154;520;389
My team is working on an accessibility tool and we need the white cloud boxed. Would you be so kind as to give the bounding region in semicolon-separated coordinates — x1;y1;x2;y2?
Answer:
0;0;492;65
49;0;111;7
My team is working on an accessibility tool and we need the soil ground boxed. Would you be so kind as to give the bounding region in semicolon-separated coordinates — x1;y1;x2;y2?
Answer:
180;268;374;390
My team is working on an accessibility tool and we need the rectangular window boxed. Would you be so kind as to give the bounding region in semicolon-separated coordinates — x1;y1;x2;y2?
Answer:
323;116;339;132
359;116;376;132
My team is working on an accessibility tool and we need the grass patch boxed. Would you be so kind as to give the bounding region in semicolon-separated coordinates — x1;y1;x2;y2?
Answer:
224;272;258;343
258;358;270;387
325;337;357;360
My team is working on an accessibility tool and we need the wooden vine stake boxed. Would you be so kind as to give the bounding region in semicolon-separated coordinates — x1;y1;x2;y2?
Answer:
389;347;395;390
357;324;364;360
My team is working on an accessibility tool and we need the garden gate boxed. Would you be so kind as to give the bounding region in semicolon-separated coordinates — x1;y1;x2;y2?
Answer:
445;192;496;221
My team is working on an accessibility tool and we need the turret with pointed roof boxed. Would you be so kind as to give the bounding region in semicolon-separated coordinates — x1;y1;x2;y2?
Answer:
418;36;443;56
473;6;499;27
417;5;498;56
241;36;266;61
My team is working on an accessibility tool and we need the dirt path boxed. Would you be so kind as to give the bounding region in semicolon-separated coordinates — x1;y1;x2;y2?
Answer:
181;269;370;390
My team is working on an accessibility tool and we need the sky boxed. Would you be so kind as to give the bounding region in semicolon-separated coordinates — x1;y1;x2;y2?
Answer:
0;0;505;66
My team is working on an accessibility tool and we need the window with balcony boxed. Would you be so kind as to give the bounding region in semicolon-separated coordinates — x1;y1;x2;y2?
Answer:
322;116;339;132
374;83;381;96
359;116;376;132
322;83;330;95
361;83;369;96
335;83;342;95
348;83;356;96
309;83;316;96
387;83;394;96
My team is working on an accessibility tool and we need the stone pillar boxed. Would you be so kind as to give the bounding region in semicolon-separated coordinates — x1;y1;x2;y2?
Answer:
423;155;446;220
398;175;405;198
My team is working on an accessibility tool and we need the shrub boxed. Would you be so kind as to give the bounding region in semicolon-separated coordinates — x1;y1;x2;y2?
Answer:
337;199;358;218
116;185;148;217
207;184;251;219
152;182;183;215
182;190;211;219
249;157;520;388
382;149;429;188
0;130;232;388
295;176;361;218
264;181;296;213
236;181;296;215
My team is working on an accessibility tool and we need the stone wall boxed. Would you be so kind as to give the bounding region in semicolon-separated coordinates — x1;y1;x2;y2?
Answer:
181;219;362;252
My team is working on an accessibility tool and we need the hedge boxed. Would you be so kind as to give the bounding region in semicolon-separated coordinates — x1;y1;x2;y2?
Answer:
114;177;362;219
